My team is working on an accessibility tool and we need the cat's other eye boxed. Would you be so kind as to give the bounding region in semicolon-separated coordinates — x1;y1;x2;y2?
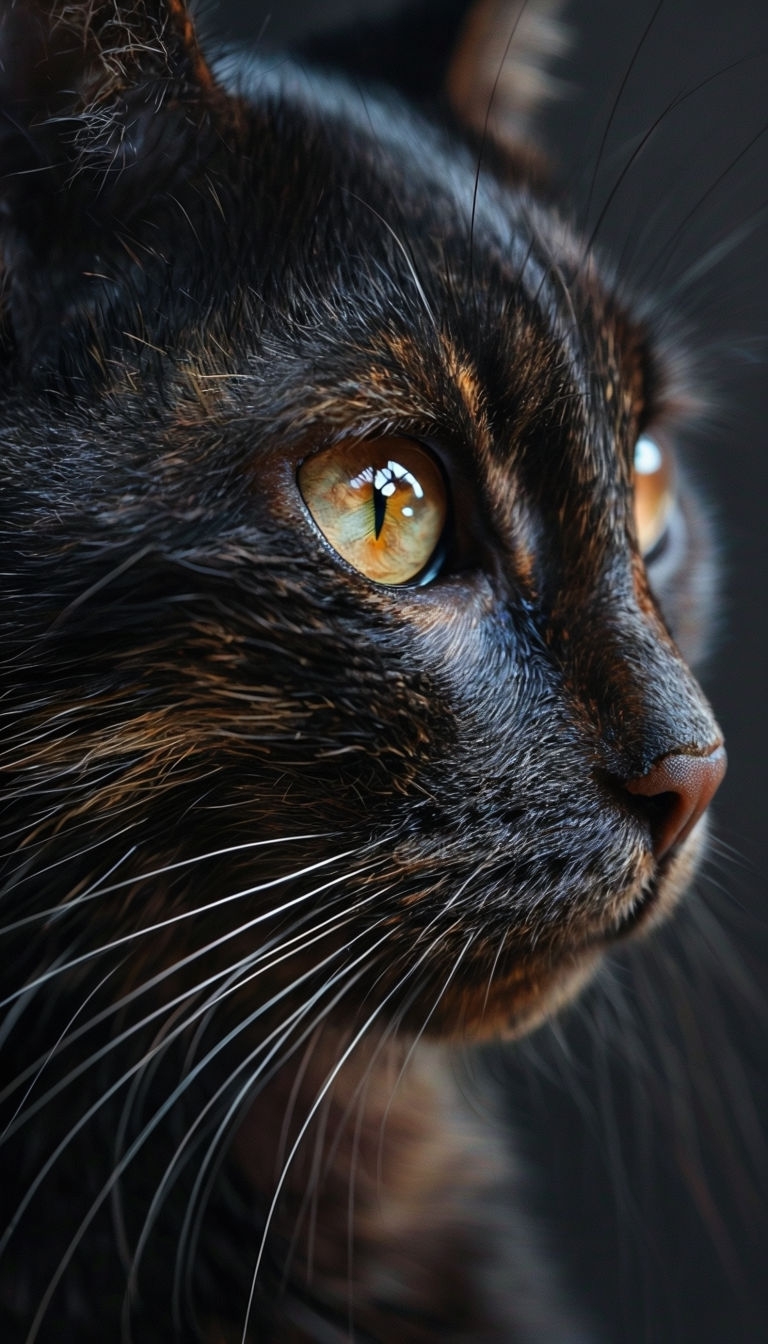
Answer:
633;433;674;560
298;436;448;585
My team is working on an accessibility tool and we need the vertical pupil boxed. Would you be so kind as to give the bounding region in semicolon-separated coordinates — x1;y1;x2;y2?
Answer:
373;480;387;538
370;461;420;540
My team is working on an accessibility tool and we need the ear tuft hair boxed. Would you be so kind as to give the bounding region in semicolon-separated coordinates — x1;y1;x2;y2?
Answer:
0;1;223;190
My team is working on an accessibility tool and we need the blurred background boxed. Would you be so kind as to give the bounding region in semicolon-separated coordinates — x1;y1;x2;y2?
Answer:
204;3;768;1339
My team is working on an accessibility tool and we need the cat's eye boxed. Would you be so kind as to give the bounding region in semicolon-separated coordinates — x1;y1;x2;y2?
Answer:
633;433;674;559
298;436;448;585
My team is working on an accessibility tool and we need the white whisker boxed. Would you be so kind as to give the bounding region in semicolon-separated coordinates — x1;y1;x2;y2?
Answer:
3;881;387;1129
0;851;377;1008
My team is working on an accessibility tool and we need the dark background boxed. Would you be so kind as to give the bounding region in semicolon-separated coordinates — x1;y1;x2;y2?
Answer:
203;3;768;1340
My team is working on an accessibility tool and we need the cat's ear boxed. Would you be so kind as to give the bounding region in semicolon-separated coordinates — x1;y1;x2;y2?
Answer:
0;0;228;366
302;0;566;143
445;0;567;143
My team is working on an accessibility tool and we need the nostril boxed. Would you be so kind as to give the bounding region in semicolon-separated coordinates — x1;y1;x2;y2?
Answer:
625;744;727;860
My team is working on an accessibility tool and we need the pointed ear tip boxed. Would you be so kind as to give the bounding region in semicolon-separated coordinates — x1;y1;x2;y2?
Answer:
0;0;224;314
446;0;571;140
0;0;216;80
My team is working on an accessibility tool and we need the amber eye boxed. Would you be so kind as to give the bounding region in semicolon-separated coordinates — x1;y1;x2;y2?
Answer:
633;433;674;558
298;436;448;585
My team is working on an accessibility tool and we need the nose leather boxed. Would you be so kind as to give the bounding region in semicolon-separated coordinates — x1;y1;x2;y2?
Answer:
625;744;727;860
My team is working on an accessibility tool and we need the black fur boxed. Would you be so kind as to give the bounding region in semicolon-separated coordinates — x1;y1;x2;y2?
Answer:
0;3;725;1340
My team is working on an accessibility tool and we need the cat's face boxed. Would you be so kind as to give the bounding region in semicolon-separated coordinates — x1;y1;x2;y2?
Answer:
0;0;724;1041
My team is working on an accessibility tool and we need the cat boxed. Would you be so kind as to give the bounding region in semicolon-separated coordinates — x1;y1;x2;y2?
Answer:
0;1;731;1340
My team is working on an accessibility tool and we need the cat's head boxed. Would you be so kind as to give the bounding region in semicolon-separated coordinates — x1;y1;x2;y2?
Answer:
0;0;724;1039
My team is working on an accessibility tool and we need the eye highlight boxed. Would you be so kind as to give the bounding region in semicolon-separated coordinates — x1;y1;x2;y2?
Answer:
633;433;674;559
298;436;448;585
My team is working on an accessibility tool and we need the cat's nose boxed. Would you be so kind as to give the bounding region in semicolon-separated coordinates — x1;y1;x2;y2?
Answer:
625;745;727;860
